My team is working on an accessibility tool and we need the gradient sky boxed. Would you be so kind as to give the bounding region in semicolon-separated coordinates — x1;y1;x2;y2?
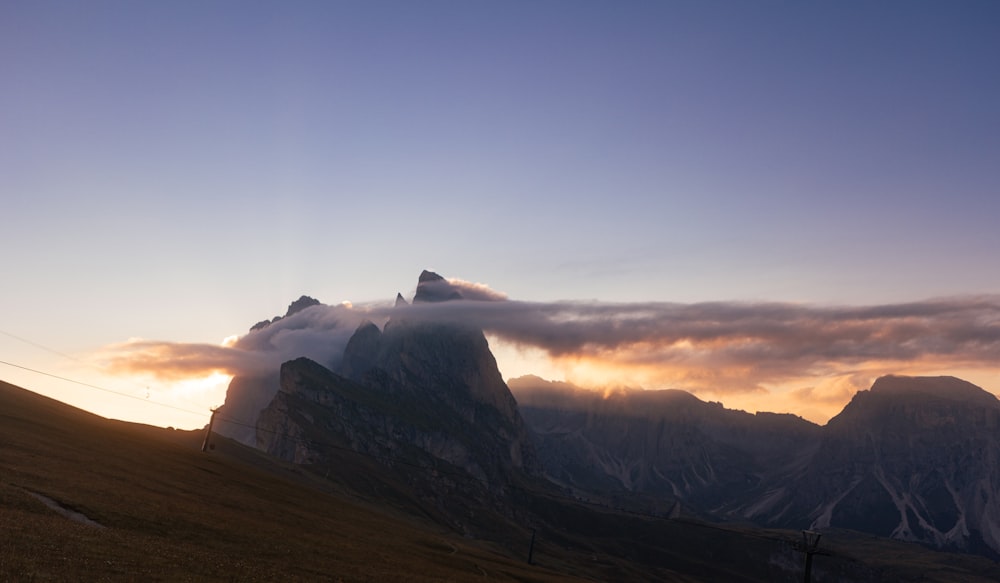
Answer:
3;1;999;429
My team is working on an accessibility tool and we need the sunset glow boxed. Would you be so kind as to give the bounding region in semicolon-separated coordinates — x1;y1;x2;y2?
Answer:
2;2;998;429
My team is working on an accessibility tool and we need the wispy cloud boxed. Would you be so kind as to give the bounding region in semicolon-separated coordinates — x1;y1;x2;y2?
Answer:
100;303;366;380
414;276;509;302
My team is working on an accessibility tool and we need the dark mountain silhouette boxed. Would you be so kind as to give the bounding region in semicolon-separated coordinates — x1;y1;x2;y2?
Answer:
511;376;821;511
743;375;1000;558
10;376;1000;581
213;272;1000;560
513;374;1000;558
247;272;539;532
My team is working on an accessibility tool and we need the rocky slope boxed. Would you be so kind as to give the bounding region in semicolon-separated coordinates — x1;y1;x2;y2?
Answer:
242;271;537;483
744;375;1000;557
513;374;1000;557
511;376;821;511
248;272;542;532
211;272;1000;558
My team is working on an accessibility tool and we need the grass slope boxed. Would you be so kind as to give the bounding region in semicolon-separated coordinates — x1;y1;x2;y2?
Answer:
0;380;581;582
3;379;999;582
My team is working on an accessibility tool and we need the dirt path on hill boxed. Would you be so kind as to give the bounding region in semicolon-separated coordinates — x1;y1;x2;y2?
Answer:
26;490;104;528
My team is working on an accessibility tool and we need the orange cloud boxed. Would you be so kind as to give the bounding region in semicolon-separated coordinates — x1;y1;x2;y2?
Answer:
98;302;367;380
96;289;1000;423
98;339;275;380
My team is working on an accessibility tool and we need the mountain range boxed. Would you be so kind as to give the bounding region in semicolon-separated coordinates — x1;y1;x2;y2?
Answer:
215;270;1000;562
513;374;1000;558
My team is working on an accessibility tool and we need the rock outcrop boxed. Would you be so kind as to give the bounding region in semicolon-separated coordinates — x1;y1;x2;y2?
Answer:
254;271;538;484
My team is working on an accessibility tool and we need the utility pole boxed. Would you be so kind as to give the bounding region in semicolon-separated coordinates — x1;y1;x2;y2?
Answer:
798;530;823;583
201;408;217;453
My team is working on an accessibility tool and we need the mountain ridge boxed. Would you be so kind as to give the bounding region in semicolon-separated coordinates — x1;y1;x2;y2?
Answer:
510;373;1000;557
211;272;1000;560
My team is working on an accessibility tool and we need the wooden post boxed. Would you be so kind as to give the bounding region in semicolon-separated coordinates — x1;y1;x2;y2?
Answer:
201;409;217;453
799;530;822;583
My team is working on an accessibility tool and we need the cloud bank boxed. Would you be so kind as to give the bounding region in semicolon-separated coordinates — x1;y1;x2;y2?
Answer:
381;294;1000;392
101;303;367;380
99;278;1000;421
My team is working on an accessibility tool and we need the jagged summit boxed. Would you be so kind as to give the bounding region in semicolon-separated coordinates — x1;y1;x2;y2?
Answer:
413;270;462;303
250;295;321;331
213;275;1000;561
285;295;321;317
418;269;444;283
338;320;381;380
245;269;540;488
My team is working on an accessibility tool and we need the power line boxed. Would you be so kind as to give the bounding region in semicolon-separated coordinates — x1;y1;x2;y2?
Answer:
0;343;845;565
0;329;87;363
0;327;212;420
0;329;844;562
0;358;209;419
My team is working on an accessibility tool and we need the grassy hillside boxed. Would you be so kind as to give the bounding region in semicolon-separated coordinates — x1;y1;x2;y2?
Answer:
3;379;1000;582
0;380;585;582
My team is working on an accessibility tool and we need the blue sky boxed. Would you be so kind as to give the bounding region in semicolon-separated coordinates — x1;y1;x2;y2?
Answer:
2;1;999;427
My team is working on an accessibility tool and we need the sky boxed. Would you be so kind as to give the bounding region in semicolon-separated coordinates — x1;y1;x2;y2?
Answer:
2;1;999;429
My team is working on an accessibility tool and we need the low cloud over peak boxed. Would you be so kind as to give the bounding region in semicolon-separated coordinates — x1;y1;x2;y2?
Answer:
413;271;509;303
97;272;1000;422
101;301;367;380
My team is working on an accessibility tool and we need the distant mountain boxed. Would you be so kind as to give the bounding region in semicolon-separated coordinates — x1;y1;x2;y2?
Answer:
513;374;1000;557
211;273;1000;559
741;375;1000;558
510;376;821;511
212;372;279;445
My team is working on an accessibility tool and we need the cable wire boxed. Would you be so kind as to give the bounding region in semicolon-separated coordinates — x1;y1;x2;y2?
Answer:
0;358;209;419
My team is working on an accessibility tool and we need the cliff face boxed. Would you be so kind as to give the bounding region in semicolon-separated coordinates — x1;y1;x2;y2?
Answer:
257;357;477;471
212;274;1000;558
214;295;329;445
212;373;279;445
342;319;534;469
256;271;538;484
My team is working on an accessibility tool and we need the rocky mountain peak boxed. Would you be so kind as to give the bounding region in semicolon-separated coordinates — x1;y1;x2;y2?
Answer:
414;270;462;303
868;375;998;405
248;295;322;332
338;321;382;380
324;272;540;476
418;269;444;283
768;375;1000;557
285;295;320;317
828;375;1000;431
